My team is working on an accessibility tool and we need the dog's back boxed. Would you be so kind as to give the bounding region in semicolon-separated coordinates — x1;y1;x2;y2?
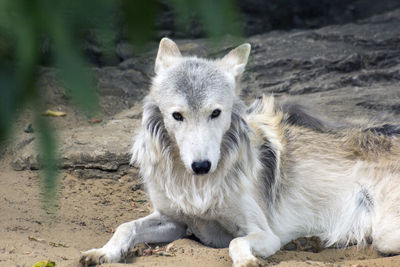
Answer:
245;96;400;249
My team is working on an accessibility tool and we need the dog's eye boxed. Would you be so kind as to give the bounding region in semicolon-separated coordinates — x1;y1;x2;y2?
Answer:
210;109;221;119
172;112;184;121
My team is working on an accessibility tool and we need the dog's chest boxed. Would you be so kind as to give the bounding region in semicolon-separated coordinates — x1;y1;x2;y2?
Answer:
152;188;221;218
147;178;229;220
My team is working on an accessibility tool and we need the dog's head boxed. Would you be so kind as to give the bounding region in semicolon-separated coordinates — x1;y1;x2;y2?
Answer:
147;38;250;175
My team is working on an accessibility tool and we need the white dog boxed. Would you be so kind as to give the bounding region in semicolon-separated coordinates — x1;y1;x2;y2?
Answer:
81;38;400;267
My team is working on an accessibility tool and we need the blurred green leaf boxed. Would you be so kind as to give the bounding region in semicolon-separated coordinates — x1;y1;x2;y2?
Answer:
54;1;118;64
50;18;98;116
169;0;241;38
11;1;39;102
0;68;17;143
198;0;241;38
37;113;58;208
120;0;160;47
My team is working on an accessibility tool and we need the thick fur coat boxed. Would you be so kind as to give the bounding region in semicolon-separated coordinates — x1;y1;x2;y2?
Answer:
81;38;400;267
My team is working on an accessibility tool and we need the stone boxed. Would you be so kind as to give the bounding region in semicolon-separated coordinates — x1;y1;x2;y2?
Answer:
10;108;141;179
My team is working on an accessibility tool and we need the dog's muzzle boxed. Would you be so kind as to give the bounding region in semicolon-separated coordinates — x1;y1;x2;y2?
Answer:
191;160;211;175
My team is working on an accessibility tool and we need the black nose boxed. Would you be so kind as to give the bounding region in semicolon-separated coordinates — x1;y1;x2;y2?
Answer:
191;160;211;175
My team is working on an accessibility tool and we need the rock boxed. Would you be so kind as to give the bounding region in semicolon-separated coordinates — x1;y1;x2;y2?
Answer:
115;42;136;62
37;64;150;116
298;237;308;247
283;237;323;252
236;0;400;36
113;8;400;126
131;183;144;191
152;0;400;39
242;9;400;123
94;66;150;115
11;107;142;179
11;151;40;171
283;242;298;251
36;1;399;67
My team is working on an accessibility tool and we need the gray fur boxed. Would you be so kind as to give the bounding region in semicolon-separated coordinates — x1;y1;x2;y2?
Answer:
357;188;374;212
143;100;169;145
281;102;330;132
185;218;234;248
221;112;250;160
259;138;278;202
246;96;264;115
365;124;400;136
161;58;232;110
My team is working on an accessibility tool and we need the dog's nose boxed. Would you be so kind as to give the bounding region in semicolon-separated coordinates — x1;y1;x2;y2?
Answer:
191;160;211;175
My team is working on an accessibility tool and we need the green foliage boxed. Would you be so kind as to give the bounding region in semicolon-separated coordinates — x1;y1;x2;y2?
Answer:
0;0;241;207
33;260;56;267
170;0;241;38
37;114;58;209
121;0;160;47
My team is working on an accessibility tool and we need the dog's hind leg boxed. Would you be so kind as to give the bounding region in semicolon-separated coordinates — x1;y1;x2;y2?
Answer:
80;211;187;266
229;230;281;267
372;213;400;255
368;183;400;255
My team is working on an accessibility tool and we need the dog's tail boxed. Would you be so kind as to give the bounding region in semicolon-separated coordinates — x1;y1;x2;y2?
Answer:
280;101;331;132
245;95;285;158
246;95;332;134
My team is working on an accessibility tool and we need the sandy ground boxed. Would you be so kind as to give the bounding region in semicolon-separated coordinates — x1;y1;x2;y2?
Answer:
1;156;400;267
1;97;400;267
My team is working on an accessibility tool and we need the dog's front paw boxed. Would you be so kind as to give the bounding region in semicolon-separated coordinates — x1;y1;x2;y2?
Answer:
233;255;262;267
79;248;119;266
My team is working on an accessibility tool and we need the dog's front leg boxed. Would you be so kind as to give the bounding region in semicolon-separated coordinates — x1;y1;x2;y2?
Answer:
229;230;281;267
80;211;187;265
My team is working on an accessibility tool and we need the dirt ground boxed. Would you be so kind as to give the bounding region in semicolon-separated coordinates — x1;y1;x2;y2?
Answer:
1;82;400;267
1;149;400;267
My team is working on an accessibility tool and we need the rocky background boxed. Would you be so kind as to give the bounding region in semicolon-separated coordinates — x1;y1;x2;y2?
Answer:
9;6;400;179
159;0;400;37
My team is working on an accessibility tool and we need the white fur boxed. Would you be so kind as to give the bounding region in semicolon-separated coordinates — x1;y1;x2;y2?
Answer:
80;38;400;267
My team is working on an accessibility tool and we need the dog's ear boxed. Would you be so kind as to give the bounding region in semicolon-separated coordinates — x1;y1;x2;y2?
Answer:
219;43;251;78
155;38;182;74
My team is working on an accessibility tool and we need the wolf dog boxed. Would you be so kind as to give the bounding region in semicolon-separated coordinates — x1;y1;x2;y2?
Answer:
80;38;400;266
